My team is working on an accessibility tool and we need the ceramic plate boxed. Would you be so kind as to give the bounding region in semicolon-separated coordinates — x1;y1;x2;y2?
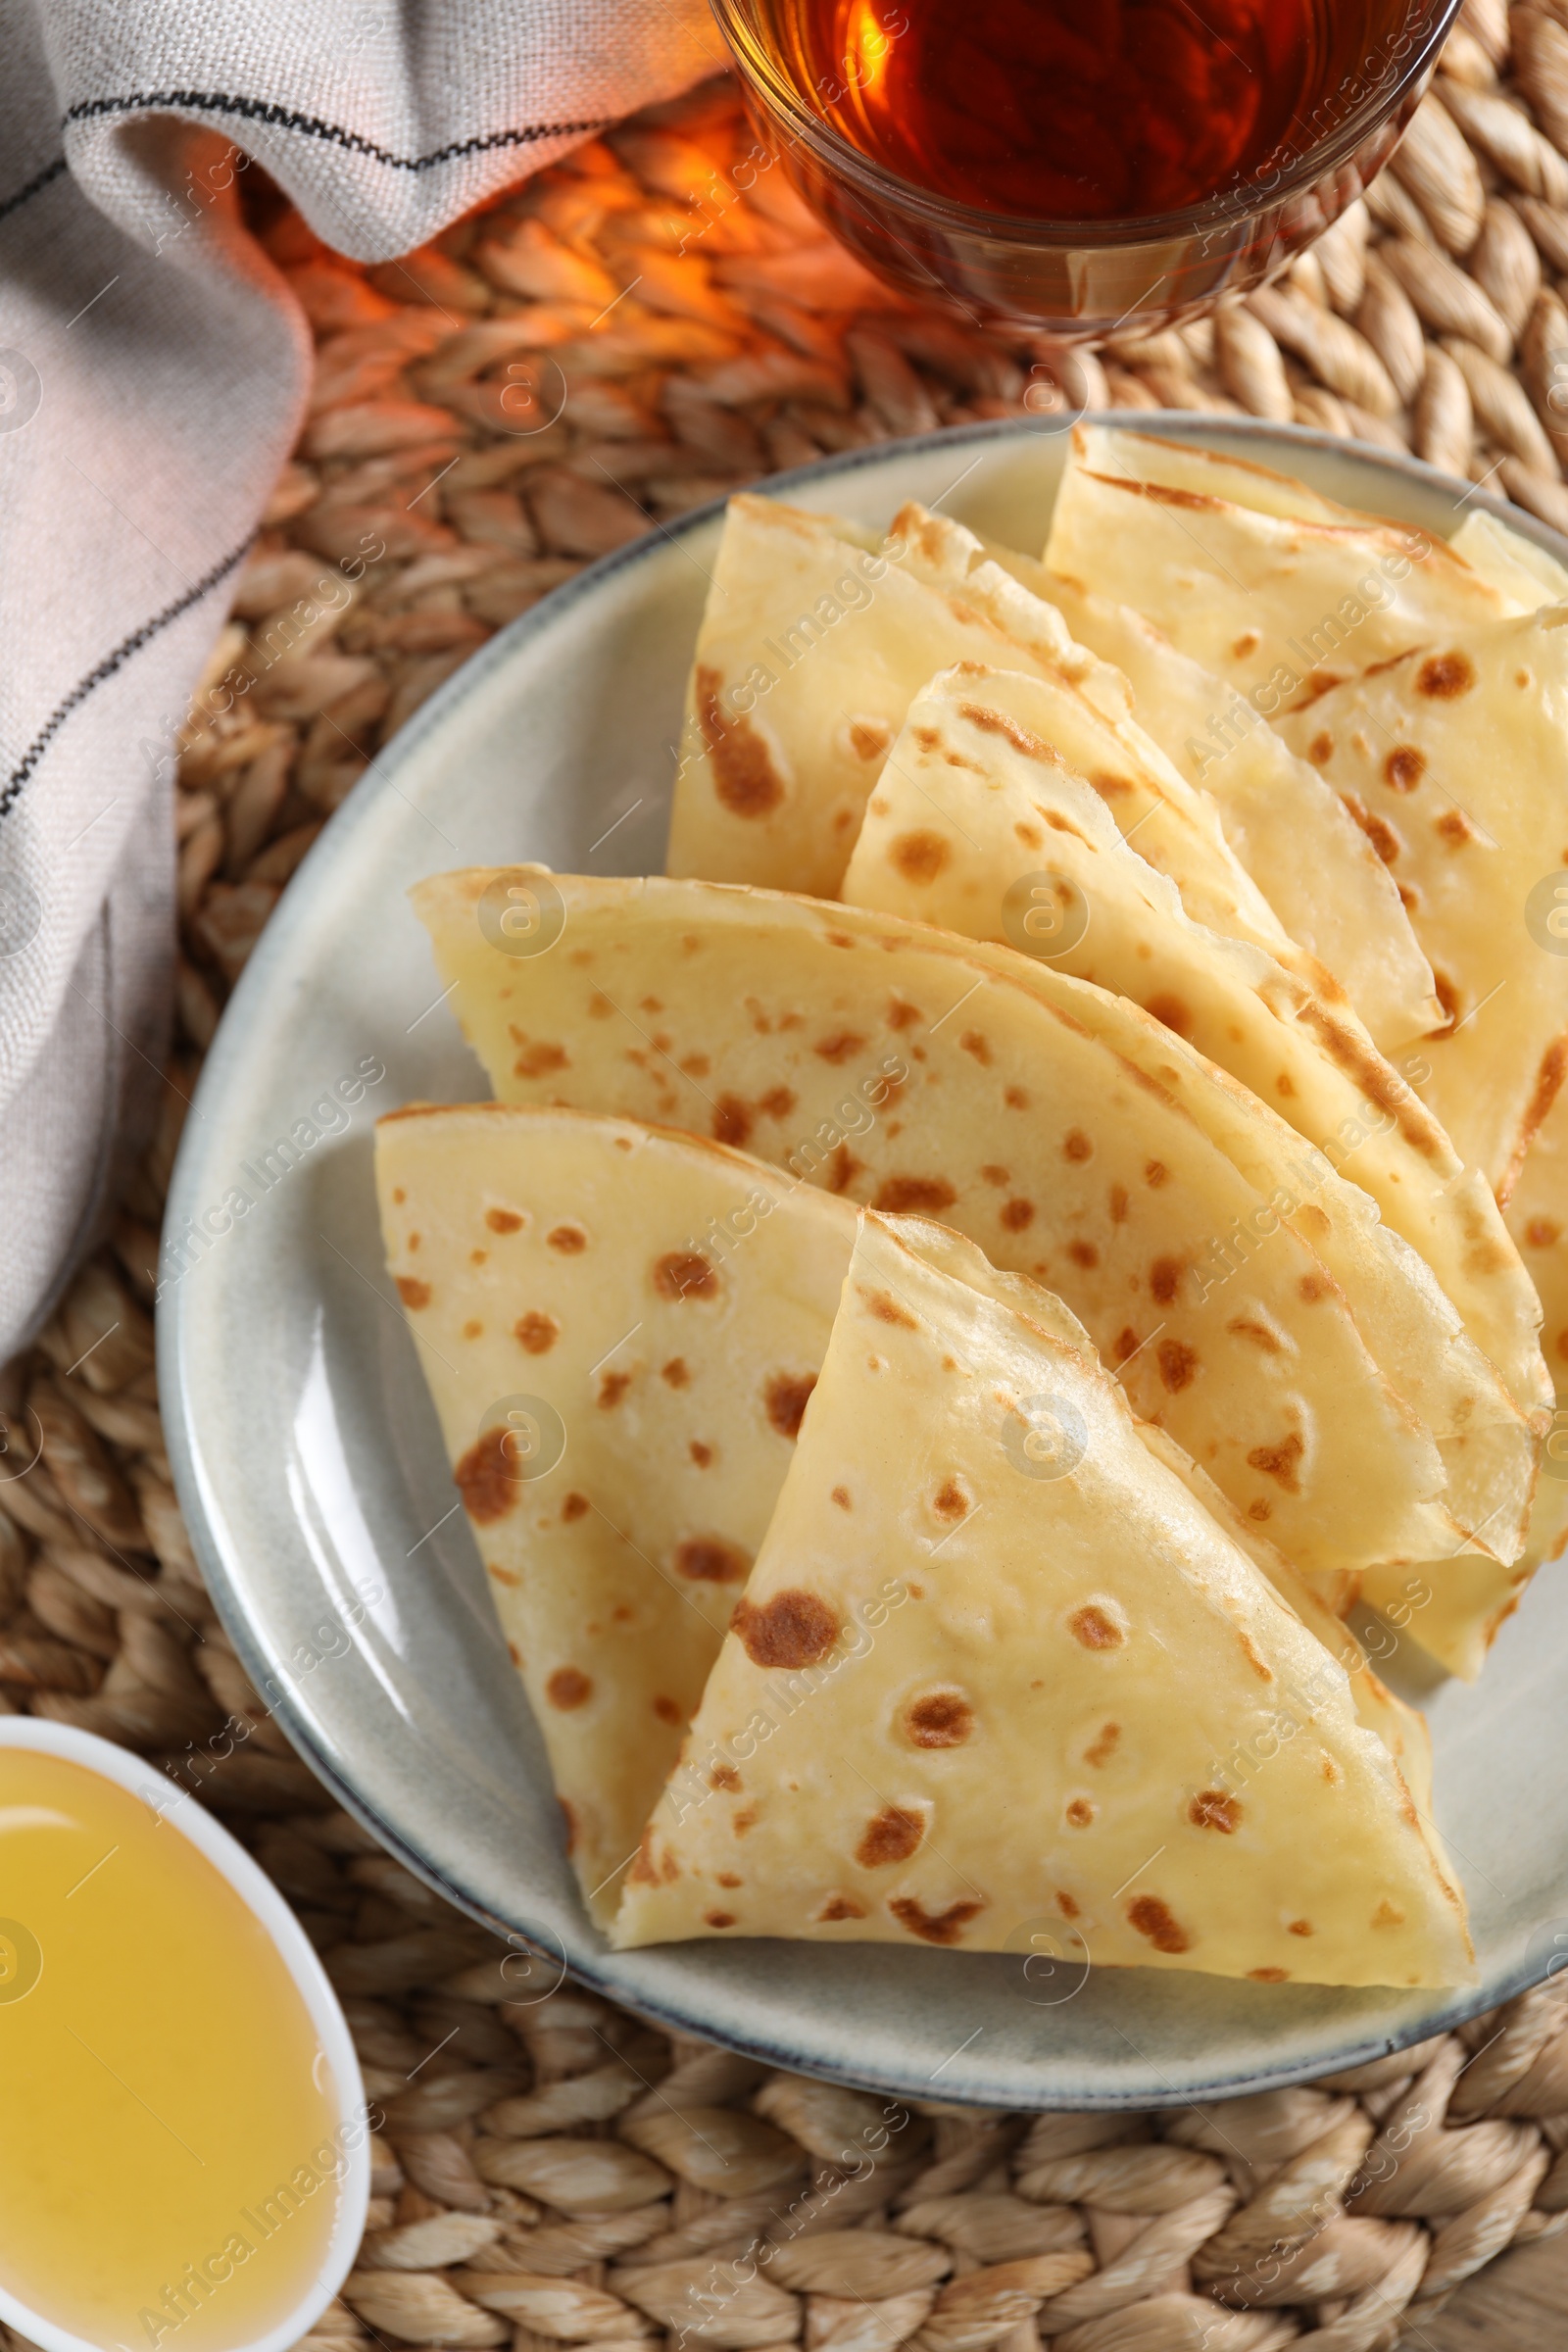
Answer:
160;416;1568;2109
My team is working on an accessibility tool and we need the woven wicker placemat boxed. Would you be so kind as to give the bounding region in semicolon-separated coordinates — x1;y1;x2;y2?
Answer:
9;4;1568;2344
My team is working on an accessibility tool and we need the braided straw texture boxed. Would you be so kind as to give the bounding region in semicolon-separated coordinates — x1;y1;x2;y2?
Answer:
10;4;1568;2342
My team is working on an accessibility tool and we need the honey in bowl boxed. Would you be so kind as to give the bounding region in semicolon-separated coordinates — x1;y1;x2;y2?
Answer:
0;1746;351;2352
771;0;1418;219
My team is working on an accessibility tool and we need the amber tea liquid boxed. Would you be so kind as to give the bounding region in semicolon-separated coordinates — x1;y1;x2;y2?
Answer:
769;0;1418;219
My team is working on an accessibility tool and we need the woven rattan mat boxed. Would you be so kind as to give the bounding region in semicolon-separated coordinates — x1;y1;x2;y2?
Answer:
10;4;1568;2344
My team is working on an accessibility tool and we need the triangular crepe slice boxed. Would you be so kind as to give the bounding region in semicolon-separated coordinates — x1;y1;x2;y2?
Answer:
414;867;1468;1573
374;1102;858;1922
888;498;1439;1053
1276;610;1568;1199
612;1215;1473;1989
996;557;1439;1052
664;492;1291;957
841;663;1544;1550
1450;510;1568;610
1045;425;1514;705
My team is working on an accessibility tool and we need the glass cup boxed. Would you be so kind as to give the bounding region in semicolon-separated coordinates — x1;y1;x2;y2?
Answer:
710;0;1462;340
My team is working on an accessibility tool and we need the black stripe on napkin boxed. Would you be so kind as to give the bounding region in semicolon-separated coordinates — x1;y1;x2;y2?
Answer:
1;536;252;822
0;155;68;223
64;94;610;172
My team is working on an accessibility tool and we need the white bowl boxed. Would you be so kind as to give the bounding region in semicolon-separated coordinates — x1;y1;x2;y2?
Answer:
159;415;1568;2109
0;1718;368;2352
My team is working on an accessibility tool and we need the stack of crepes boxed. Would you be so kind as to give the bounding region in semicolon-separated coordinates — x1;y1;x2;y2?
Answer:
376;427;1568;1989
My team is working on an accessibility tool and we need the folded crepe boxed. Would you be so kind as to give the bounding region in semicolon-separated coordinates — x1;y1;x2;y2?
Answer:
374;1102;858;1921
664;492;1293;959
413;867;1480;1574
958;525;1441;1053
1276;607;1568;1203
612;1213;1473;1990
1045;426;1515;706
840;662;1544;1561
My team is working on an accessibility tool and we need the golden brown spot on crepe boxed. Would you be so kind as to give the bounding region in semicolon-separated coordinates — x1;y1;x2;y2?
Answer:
1002;1199;1036;1233
1012;818;1044;853
1147;995;1192;1039
1298;1272;1329;1302
932;1477;969;1521
1061;1129;1092;1163
1085;1723;1120;1768
1127;1895;1190;1953
960;1029;994;1067
453;1428;521;1524
662;1357;692;1391
760;1086;797;1118
1150;1255;1183;1304
690;1440;712;1467
1342;792;1401;866
886;998;922;1033
906;1690;974;1746
711;1764;741;1791
831;1485;852;1508
1384;746;1426;792
874;1174;957;1215
1240;1632;1273;1681
598;1370;632;1409
469;1250;487;1266
1436;808;1474;849
680;1052;710;1078
1088;769;1135;802
1157;1338;1199;1393
861;1287;918;1329
391;1187;406;1204
981;1162;1010;1185
485;1207;523;1235
696;664;785;816
514;1311;560;1355
1308;730;1333;764
764;1372;816;1439
1004;1085;1029;1108
548;1225;587;1256
396;1276;431;1309
958;702;1053;761
1250;1967;1289;1982
1289;1918;1313;1936
547;1667;591;1710
654;1250;717;1301
889;1896;985;1946
588;990;615;1019
661;1850;679;1883
675;1537;751;1585
1145;1159;1168;1189
1526;1217;1561;1248
1108;1183;1129;1224
653;1694;682;1726
826;930;857;949
815;1030;867;1065
1189;1789;1241;1833
890;829;951;883
1069;1604;1125;1650
1248;1498;1272;1522
1067;1237;1099;1267
1372;1899;1406;1929
1066;1797;1095;1828
857;1806;925;1867
562;1492;588;1522
825;1143;863;1194
488;1564;519;1589
514;1041;568;1080
704;1910;737;1929
1113;1326;1141;1363
1416;651;1475;700
1508;1040;1568;1194
851;719;891;760
463;1318;483;1340
627;1831;659;1886
716;1872;743;1888
816;1893;866;1922
407;1233;421;1253
712;1094;754;1148
1249;1432;1304;1493
1225;1315;1280;1358
1233;629;1260;658
734;1806;758;1836
732;1589;840;1666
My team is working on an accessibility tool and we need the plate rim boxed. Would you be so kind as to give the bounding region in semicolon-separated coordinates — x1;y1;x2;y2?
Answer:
160;409;1568;2108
